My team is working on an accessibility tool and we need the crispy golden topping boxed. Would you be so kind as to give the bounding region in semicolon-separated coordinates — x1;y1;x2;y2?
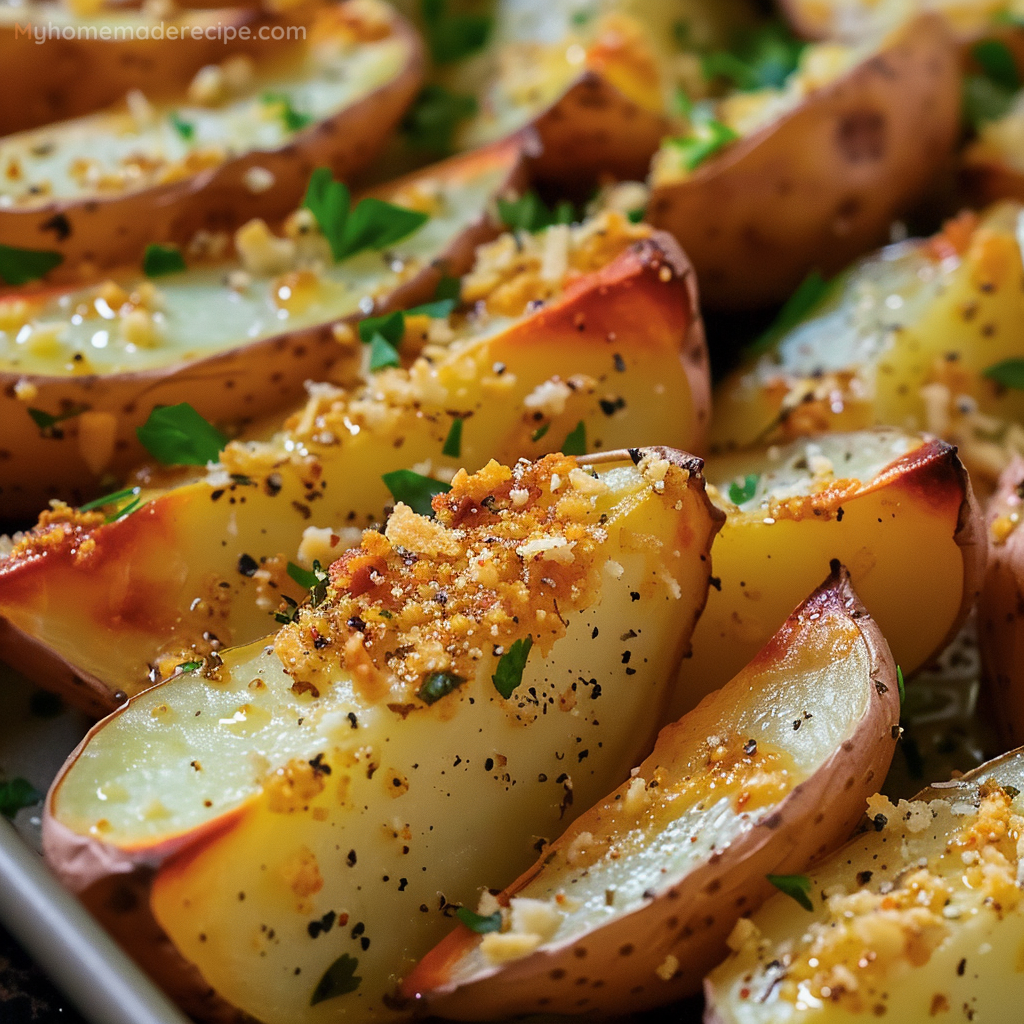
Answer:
6;502;105;562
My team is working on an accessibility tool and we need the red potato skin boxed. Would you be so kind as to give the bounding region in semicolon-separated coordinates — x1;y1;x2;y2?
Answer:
979;456;1024;749
0;5;315;136
647;14;961;310
402;565;901;1018
0;232;710;714
0;10;425;285
0;136;528;522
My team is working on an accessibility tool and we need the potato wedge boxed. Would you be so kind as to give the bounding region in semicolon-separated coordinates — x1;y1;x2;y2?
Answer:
645;14;960;309
672;430;984;719
712;203;1024;488
0;3;314;135
43;447;724;1024
0;137;525;521
978;455;1024;747
403;564;900;1017
0;0;424;281
705;748;1024;1023
0;216;709;714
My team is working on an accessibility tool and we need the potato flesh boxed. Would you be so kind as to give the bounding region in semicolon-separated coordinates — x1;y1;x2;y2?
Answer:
706;754;1024;1023
674;431;968;715
0;165;505;378
711;204;1024;484
50;460;719;1023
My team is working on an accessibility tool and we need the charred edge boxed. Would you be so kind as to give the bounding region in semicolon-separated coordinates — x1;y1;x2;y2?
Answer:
579;446;706;479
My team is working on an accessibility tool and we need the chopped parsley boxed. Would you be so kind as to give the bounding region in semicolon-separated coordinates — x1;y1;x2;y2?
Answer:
176;660;203;674
983;358;1024;389
667;118;738;173
701;23;805;92
728;473;759;505
403;84;478;154
455;906;502;932
136;403;227;466
27;405;87;432
626;207;646;224
310;953;361;1006
78;486;139;513
767;872;813;911
421;0;492;64
418;670;466;705
382;469;452;517
168;111;195;141
287;560;329;608
748;270;831;355
261;91;313;133
435;274;462;301
492;636;532;699
0;243;63;286
442;418;463;458
897;664;905;706
104;495;143;523
560;420;587;456
964;39;1021;126
275;594;300;625
531;423;550;443
303;167;429;263
0;778;41;819
358;300;456;373
143;243;186;277
497;191;576;233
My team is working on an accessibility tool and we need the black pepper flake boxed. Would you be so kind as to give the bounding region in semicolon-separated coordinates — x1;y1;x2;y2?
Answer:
591;627;599;639
577;749;589;762
237;553;258;577
307;910;336;939
210;489;225;502
793;719;801;730
957;958;966;976
346;849;357;867
836;506;845;522
856;870;873;886
348;616;366;632
709;576;722;591
613;353;626;372
630;591;640;602
627;448;642;465
621;651;631;664
42;212;72;241
743;739;757;756
309;753;331;776
484;758;494;772
872;813;887;831
347;712;358;728
599;397;626;417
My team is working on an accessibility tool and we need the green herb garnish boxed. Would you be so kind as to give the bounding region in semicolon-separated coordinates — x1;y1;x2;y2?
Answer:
897;664;905;706
560;421;587;456
403;84;478;154
964;39;1021;126
358;301;456;373
136;403;227;466
748;270;831;355
702;23;805;92
455;906;503;932
984;358;1024;389
435;275;461;301
626;207;646;224
0;778;41;819
287;560;329;607
27;405;88;431
310;954;361;1006
418;670;466;705
497;191;576;233
668;119;739;173
274;595;300;626
0;243;63;286
368;334;400;371
143;244;186;277
728;474;759;505
767;873;813;911
261;91;313;132
531;423;550;443
382;469;452;517
492;636;532;699
974;39;1020;91
78;486;139;513
104;495;143;523
303;168;429;263
169;111;195;141
421;0;492;64
177;660;203;674
443;418;463;458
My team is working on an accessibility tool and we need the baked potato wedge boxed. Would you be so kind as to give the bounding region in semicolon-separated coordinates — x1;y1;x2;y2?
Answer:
0;2;315;135
645;13;960;309
705;747;1024;1023
43;447;724;1024
0;137;525;520
673;430;984;719
0;0;424;280
403;564;900;1017
712;203;1024;488
0;213;709;714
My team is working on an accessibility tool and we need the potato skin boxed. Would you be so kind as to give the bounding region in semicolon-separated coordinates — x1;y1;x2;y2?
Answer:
404;564;900;1018
646;14;960;310
0;5;313;136
0;136;527;523
0;7;425;284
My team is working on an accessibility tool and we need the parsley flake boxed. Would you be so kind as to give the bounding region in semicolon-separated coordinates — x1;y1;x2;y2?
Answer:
897;664;905;706
442;417;463;458
435;274;462;301
668;119;738;173
136;403;227;466
382;469;452;517
78;486;139;512
310;953;361;1006
104;495;143;523
287;560;329;607
455;906;502;933
497;191;576;233
368;333;401;371
493;636;532;699
984;358;1024;389
177;660;203;674
964;40;1021;126
261;91;313;132
0;243;63;286
531;423;550;443
701;23;805;92
169;111;195;141
0;778;41;819
27;405;87;432
418;670;466;705
748;271;831;355
274;594;300;625
560;421;587;456
143;244;186;277
728;474;759;505
421;0;492;64
303;168;428;263
403;84;478;154
767;873;813;911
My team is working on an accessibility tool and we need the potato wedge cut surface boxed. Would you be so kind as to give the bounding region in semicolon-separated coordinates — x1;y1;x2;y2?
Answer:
44;448;723;1023
705;749;1024;1024
672;430;984;718
403;565;899;1017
